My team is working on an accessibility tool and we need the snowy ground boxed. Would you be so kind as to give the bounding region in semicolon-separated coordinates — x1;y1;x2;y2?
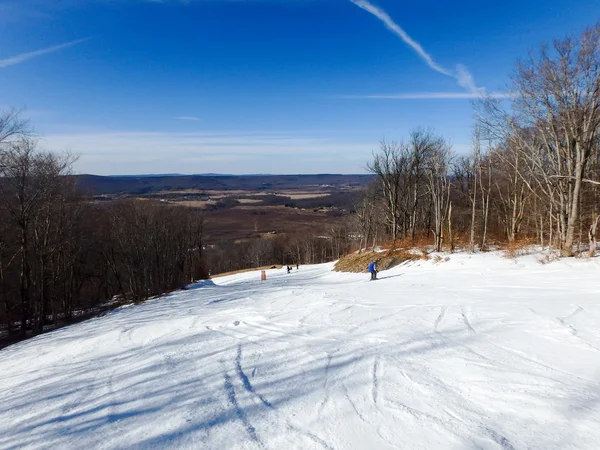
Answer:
1;252;600;450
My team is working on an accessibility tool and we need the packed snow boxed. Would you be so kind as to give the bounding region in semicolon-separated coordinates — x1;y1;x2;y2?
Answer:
1;251;600;449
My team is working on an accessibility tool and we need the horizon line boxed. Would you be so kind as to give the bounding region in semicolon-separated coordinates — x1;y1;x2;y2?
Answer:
74;172;375;177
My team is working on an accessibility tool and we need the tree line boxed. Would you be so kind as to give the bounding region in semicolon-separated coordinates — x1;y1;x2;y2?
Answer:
203;225;353;276
0;112;354;343
0;114;208;341
358;23;600;257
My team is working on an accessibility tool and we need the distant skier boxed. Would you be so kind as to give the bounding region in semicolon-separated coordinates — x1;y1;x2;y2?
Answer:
368;260;378;281
287;266;292;274
296;263;299;270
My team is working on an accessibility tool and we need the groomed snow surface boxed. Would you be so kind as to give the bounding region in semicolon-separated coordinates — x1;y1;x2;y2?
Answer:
1;252;600;450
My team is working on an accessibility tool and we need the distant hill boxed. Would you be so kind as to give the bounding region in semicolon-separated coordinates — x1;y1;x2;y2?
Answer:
106;173;236;177
73;174;374;195
106;173;185;178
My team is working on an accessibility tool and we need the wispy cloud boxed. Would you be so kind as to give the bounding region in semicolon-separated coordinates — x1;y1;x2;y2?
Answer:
349;0;488;96
341;92;514;100
175;116;201;121
39;130;371;175
455;64;480;94
0;38;89;69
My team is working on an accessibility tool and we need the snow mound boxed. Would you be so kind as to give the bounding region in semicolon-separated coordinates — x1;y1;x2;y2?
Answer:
1;253;600;449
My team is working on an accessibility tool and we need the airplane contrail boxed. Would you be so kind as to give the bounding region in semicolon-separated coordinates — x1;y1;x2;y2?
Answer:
349;0;452;77
349;0;484;95
0;38;89;69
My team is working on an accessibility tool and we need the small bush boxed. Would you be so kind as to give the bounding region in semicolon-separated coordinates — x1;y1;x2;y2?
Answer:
432;255;450;264
537;251;560;264
502;238;538;258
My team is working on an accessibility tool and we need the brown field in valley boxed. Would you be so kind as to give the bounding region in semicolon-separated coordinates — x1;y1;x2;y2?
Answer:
280;192;331;199
235;198;264;204
85;174;368;244
170;200;217;208
203;205;345;242
157;189;334;200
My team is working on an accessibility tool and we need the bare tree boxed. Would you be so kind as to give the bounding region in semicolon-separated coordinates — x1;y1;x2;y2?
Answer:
0;109;29;149
30;151;78;331
478;23;600;255
454;128;481;252
353;184;377;252
491;140;531;242
477;147;493;249
245;238;273;268
589;214;600;257
366;140;408;242
469;128;481;251
425;136;453;252
0;138;77;333
0;138;39;333
407;128;435;242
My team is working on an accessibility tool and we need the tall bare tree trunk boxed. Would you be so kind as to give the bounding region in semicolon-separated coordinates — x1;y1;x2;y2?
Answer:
448;202;454;253
563;160;585;256
589;215;600;257
479;153;491;249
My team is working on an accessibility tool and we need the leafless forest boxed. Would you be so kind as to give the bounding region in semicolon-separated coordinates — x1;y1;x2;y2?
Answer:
360;23;600;257
1;23;599;345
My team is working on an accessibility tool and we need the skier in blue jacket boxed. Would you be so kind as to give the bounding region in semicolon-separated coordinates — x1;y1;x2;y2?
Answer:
368;260;378;281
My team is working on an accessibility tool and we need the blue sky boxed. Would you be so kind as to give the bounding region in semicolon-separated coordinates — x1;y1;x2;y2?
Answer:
1;0;599;175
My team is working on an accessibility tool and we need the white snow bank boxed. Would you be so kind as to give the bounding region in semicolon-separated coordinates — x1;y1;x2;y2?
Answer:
1;253;600;449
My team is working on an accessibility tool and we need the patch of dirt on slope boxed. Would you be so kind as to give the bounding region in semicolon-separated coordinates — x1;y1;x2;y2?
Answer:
334;249;426;273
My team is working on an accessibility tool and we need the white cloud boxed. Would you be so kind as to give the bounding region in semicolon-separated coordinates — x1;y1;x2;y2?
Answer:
0;38;89;69
341;91;514;100
175;116;201;121
38;130;371;175
455;64;482;94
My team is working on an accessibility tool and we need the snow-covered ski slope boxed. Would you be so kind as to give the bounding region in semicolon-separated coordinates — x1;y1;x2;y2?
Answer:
1;252;600;450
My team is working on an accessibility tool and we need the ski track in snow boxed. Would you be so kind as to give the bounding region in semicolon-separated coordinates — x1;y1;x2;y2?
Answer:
223;371;263;447
485;427;517;450
461;306;476;334
317;353;334;418
286;422;333;450
2;252;600;449
372;358;380;406
434;306;447;331
236;344;273;409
